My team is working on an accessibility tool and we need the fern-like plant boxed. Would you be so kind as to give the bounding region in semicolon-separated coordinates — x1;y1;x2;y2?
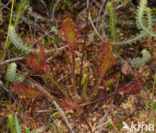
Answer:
136;0;156;37
8;25;57;54
8;25;35;53
6;62;25;83
106;0;153;68
112;0;154;46
128;49;151;67
107;2;117;40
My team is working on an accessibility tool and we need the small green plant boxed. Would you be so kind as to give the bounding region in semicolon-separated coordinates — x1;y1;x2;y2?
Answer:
8;115;16;133
107;123;114;130
7;115;37;133
63;0;70;7
8;25;57;54
128;49;151;67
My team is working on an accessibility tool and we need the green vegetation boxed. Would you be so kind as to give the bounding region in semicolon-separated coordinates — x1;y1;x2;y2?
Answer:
1;0;156;132
7;115;37;133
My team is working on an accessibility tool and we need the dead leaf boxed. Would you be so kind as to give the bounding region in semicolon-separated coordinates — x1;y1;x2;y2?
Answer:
121;60;132;75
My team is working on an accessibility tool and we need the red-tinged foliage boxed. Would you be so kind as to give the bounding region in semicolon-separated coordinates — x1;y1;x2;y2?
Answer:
98;43;116;78
25;46;50;74
60;17;78;95
117;75;143;94
13;82;46;99
61;99;79;109
39;46;50;73
60;17;76;51
101;42;112;55
87;43;117;100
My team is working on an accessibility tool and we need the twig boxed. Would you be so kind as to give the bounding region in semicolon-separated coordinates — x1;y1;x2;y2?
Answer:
1;4;54;38
95;0;106;26
97;109;111;132
88;10;104;42
52;0;61;21
46;45;68;62
40;0;48;11
0;46;66;66
0;1;11;10
52;101;74;133
82;115;93;133
115;0;130;10
91;0;101;8
0;46;67;65
26;79;74;133
93;0;130;23
0;57;24;65
31;29;53;46
57;73;71;82
1;2;67;55
80;91;117;107
98;98;114;133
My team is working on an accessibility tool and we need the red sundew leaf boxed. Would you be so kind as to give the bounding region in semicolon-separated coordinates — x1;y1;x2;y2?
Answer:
98;43;116;77
13;82;45;99
117;82;140;94
40;46;46;61
99;43;114;65
25;47;50;74
100;43;112;57
40;46;50;73
118;75;143;94
61;99;79;109
100;56;111;77
60;17;76;50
